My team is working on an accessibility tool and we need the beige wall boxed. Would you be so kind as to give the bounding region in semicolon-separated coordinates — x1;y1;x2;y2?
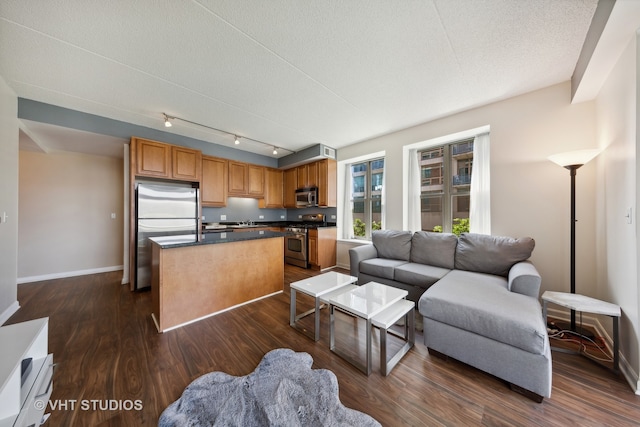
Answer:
595;33;639;387
18;150;124;281
338;82;598;301
0;76;19;323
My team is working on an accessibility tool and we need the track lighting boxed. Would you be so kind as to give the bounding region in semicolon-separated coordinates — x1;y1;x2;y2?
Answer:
160;112;294;155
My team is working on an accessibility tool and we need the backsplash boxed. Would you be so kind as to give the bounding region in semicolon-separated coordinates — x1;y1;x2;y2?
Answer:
202;197;336;223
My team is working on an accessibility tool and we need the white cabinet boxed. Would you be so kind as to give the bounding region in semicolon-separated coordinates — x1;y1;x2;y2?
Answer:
0;318;53;427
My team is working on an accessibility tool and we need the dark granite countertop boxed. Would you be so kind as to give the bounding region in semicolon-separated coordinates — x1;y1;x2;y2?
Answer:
149;230;288;249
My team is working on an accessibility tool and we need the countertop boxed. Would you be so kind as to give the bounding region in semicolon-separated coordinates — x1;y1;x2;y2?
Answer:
149;230;288;249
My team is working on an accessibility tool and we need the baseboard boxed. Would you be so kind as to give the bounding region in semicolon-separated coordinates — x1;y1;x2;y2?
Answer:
546;306;639;393
0;301;20;326
17;265;124;284
336;262;350;270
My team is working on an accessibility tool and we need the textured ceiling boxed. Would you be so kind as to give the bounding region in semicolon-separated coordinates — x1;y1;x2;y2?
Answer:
1;0;598;157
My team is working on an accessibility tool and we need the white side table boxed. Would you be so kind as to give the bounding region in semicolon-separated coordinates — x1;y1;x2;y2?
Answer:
290;271;358;341
329;282;408;375
541;291;620;372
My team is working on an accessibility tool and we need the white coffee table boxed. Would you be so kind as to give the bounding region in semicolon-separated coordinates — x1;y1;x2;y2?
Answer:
329;281;408;375
290;271;358;341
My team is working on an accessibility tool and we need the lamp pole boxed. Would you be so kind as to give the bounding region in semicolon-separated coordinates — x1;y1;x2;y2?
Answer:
567;164;580;331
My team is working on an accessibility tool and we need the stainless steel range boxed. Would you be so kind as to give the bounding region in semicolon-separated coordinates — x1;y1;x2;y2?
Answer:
284;213;326;268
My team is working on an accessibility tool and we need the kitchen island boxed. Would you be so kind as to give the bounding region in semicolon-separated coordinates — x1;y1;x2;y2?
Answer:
150;230;286;332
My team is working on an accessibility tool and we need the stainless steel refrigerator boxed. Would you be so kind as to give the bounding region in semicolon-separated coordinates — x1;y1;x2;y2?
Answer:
135;182;199;290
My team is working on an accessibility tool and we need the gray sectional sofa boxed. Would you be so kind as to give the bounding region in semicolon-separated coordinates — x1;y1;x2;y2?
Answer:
349;230;551;401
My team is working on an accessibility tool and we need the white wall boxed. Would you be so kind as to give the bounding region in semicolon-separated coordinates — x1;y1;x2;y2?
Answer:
595;33;639;386
0;76;19;323
18;150;124;281
338;82;598;300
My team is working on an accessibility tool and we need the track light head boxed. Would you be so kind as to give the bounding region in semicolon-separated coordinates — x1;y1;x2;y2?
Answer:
234;136;240;145
272;147;278;155
163;114;172;128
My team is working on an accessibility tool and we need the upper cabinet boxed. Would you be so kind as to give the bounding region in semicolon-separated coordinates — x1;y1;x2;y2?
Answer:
283;168;297;208
318;159;337;207
132;137;201;182
201;156;228;207
172;146;202;181
297;162;318;188
228;161;265;198
282;159;336;208
259;168;283;209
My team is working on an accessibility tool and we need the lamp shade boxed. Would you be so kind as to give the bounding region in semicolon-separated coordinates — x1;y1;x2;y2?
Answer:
548;148;601;168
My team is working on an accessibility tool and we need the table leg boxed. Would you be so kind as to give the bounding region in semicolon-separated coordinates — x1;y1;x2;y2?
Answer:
314;297;321;341
289;288;296;327
366;318;372;375
613;315;619;372
330;304;335;350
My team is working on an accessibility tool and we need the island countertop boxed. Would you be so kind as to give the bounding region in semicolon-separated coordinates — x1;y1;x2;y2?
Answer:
149;230;288;249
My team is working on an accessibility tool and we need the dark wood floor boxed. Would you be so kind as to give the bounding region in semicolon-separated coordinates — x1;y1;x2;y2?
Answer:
7;265;640;426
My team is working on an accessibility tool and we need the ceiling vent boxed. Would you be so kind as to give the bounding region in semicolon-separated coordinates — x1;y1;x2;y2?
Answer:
322;145;336;159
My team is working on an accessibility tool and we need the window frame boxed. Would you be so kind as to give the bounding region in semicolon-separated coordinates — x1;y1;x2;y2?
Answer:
349;156;385;240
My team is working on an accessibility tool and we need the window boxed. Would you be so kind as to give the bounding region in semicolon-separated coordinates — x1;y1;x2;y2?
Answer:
419;139;473;234
350;158;384;239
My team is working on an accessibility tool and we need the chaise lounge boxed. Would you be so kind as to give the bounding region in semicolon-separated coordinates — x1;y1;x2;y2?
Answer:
349;230;552;401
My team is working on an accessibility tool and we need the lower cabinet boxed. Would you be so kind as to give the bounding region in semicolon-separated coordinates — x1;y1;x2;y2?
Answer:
308;227;337;270
0;318;54;427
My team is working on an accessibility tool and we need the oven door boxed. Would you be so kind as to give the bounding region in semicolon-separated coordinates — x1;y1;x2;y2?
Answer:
285;232;308;268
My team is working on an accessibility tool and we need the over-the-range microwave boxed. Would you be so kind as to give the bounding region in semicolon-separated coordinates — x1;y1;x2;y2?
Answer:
295;187;318;207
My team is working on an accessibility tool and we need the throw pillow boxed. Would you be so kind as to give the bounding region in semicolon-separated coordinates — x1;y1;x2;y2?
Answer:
372;230;412;261
454;233;535;277
410;231;457;269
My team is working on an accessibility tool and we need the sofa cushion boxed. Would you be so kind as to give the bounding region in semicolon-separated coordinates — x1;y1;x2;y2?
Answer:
454;233;535;277
359;258;408;280
372;230;412;261
410;231;458;269
394;263;451;289
419;270;547;355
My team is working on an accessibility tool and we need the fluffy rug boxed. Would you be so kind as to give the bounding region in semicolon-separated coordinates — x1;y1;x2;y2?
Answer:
159;348;381;427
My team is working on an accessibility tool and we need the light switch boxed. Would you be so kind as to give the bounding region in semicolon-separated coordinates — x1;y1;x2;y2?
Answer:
221;214;227;220
111;213;116;219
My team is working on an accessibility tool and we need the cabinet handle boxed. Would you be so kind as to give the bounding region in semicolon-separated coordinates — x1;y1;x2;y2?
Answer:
35;363;57;398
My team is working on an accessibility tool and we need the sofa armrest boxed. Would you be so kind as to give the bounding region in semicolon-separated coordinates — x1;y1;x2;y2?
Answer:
508;261;541;298
349;244;378;278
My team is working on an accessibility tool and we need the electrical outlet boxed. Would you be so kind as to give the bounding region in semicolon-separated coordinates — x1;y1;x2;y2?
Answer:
259;215;264;219
202;216;205;221
298;215;302;219
280;215;285;219
110;213;116;219
221;214;227;220
331;215;336;220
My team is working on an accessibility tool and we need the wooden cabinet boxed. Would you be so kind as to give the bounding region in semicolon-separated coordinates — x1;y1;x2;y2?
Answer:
135;138;171;178
228;161;248;195
201;156;228;207
132;137;202;182
0;318;54;427
172;146;202;181
228;162;265;198
260;168;283;208
318;159;337;207
308;227;337;270
248;164;265;197
296;162;318;188
283;168;298;208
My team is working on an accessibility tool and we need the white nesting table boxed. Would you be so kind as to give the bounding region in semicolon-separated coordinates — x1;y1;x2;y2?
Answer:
542;291;621;372
289;272;358;341
329;281;408;375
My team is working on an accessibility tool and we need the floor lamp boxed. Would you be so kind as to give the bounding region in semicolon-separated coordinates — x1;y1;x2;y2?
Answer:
548;148;601;335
